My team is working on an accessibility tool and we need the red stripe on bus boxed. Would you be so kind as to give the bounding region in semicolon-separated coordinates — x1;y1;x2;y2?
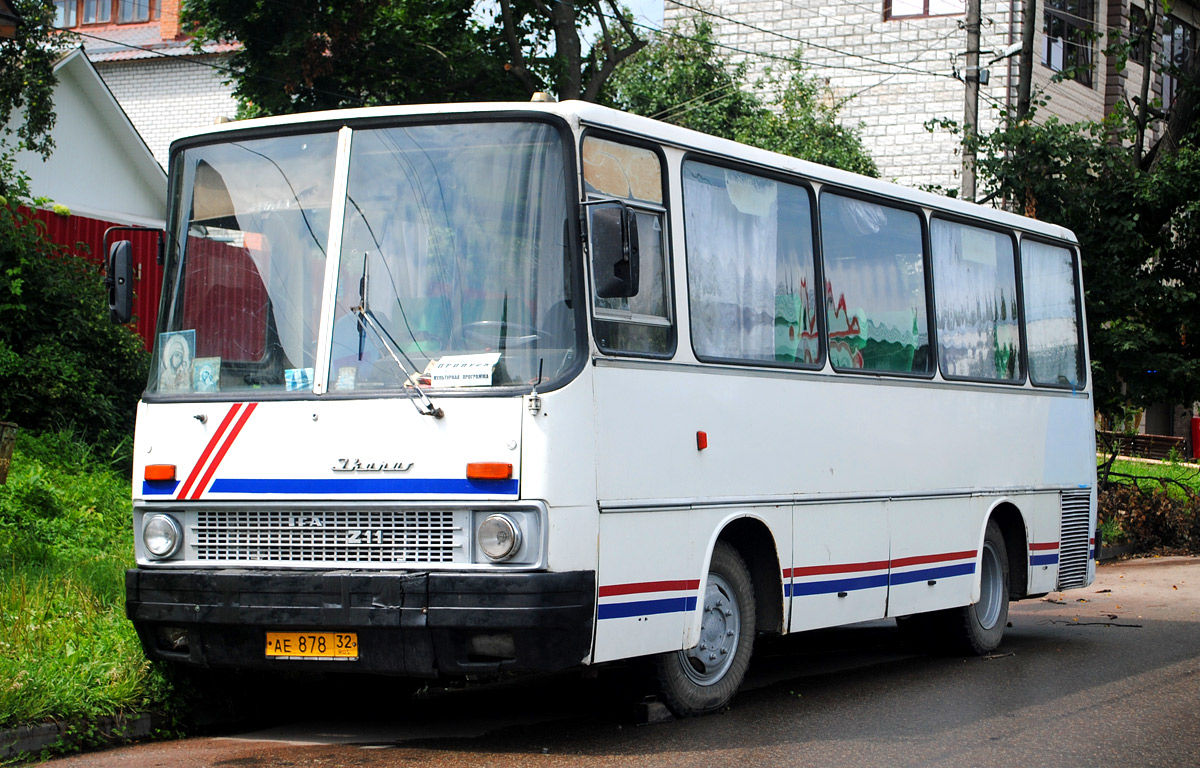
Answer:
176;403;243;499
189;403;257;500
787;560;890;579
598;579;701;598
890;550;978;569
1029;542;1060;551
785;549;977;579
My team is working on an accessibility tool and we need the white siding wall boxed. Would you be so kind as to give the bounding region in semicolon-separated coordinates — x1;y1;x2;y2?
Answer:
95;55;238;168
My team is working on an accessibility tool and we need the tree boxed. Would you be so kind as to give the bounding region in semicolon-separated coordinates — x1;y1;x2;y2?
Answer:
0;0;70;157
0;154;150;460
954;97;1200;419
495;0;647;102
599;19;878;176
183;0;526;116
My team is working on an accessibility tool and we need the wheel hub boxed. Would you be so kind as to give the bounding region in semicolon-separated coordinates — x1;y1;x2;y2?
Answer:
679;572;741;686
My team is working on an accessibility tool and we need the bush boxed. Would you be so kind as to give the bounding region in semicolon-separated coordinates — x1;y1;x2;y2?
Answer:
1097;483;1200;554
0;153;150;467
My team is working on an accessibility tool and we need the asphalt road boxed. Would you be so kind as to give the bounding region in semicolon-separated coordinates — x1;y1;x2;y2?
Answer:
45;556;1200;767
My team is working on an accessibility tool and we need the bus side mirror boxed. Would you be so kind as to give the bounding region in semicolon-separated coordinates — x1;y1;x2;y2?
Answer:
106;240;133;324
590;202;640;299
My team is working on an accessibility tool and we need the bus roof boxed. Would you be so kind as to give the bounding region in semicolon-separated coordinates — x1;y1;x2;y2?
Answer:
172;100;1078;245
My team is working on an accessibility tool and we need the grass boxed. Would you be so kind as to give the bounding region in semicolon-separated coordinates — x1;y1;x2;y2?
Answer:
0;431;177;735
1100;456;1200;500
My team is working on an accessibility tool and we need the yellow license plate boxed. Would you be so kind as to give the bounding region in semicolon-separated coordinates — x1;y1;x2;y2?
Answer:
265;632;358;660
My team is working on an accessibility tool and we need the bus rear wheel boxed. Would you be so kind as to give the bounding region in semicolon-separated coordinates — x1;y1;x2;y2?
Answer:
950;519;1010;654
900;519;1010;655
652;541;755;717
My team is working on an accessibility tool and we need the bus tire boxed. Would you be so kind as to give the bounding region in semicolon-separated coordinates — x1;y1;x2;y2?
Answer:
947;519;1010;655
653;541;755;717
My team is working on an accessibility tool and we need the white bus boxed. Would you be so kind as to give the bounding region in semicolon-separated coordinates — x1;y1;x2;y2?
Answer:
117;100;1096;717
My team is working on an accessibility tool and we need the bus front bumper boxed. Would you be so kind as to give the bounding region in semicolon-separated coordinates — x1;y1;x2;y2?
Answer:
125;568;595;677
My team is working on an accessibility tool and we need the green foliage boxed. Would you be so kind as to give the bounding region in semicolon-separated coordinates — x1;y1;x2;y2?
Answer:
182;0;525;116
935;99;1200;418
0;0;72;158
0;431;177;732
600;19;877;176
0;153;150;462
1098;482;1200;553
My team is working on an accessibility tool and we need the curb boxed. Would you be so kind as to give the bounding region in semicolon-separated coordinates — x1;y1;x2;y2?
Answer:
1098;543;1136;562
0;713;162;761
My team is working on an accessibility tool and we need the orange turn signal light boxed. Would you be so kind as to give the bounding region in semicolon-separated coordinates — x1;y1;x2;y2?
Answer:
466;462;513;481
144;464;177;482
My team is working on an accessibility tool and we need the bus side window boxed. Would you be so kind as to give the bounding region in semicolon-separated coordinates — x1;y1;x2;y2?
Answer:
1021;239;1085;388
683;160;819;368
931;218;1022;382
582;136;674;357
819;193;932;375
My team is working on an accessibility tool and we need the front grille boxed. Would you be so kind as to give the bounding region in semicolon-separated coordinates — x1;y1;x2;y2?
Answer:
1057;490;1092;589
191;508;466;565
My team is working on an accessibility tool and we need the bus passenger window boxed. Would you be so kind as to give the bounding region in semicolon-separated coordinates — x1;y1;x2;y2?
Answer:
683;161;819;367
583;136;673;357
819;193;931;375
1021;240;1085;388
931;218;1022;382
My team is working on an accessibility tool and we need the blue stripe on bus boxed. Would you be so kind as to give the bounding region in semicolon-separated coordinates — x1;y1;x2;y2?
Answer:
205;478;519;495
888;562;976;586
597;595;698;620
787;573;890;597
142;480;180;496
1030;553;1059;566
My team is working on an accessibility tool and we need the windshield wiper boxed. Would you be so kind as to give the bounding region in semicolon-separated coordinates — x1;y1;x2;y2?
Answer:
355;307;444;419
354;252;443;418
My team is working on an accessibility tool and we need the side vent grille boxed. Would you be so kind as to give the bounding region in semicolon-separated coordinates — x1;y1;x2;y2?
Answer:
1057;490;1092;589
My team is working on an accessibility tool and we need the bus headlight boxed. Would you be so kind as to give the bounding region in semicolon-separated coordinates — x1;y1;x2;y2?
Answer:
477;513;522;561
143;514;182;558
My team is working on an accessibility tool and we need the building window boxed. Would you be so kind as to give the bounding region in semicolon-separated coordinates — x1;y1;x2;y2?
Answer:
1129;5;1149;65
1163;16;1198;111
53;0;158;27
118;0;151;23
83;0;111;24
884;0;963;20
1043;0;1094;87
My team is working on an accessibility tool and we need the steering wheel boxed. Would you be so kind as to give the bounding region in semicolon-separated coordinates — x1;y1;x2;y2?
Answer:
453;320;549;349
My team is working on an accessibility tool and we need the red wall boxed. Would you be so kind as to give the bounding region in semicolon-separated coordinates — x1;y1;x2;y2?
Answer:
29;208;164;351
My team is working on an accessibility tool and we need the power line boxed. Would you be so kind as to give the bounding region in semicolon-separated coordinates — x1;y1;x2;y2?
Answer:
664;0;960;80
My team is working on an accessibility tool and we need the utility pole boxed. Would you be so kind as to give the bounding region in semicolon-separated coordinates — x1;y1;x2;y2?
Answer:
963;0;982;201
1016;0;1037;120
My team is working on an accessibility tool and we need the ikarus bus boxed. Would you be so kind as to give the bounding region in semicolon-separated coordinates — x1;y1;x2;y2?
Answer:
115;99;1097;716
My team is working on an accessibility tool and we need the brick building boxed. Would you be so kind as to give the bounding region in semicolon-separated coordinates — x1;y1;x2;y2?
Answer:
53;0;239;167
664;1;1200;192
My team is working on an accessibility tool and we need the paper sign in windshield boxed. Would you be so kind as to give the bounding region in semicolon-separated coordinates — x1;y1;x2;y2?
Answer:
429;353;502;388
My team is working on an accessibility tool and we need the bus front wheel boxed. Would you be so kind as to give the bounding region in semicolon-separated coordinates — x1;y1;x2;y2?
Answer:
653;541;755;717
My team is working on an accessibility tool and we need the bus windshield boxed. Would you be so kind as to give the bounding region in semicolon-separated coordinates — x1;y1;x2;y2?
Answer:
151;120;578;397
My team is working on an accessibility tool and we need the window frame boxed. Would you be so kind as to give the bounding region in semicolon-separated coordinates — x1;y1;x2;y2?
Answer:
1163;15;1198;112
680;152;825;371
883;0;964;20
928;213;1027;386
1042;0;1095;88
817;186;936;380
1018;235;1087;390
580;129;678;361
1129;4;1150;66
54;0;159;28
